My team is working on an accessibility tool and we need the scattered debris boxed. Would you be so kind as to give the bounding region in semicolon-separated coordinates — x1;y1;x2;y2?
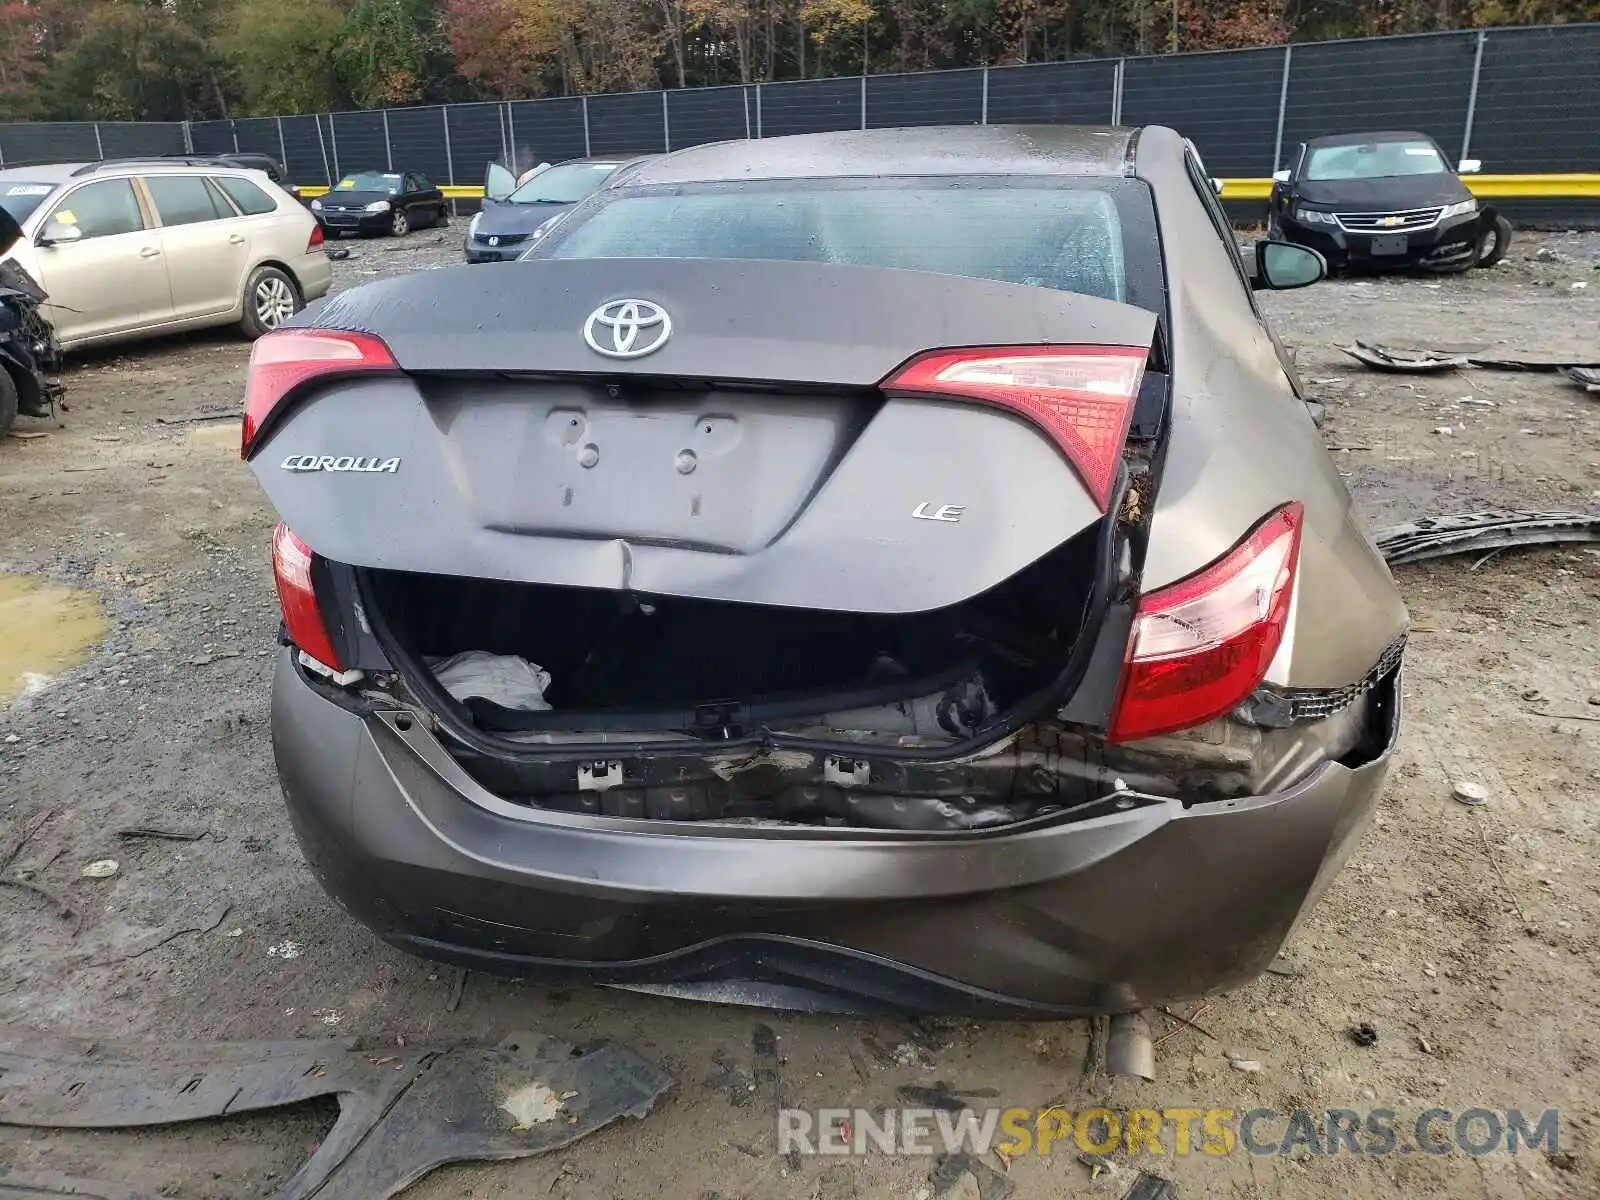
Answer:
1417;1035;1434;1054
1560;365;1600;393
1106;1012;1155;1081
1338;343;1466;373
79;859;119;880
0;1172;150;1200
115;827;205;842
7;430;50;440
96;900;232;963
266;939;304;960
1374;511;1600;565
0;1028;672;1199
0;877;79;934
1348;1022;1379;1047
1121;1173;1178;1200
1229;1058;1262;1073
154;411;234;425
446;967;468;1013
1453;780;1490;806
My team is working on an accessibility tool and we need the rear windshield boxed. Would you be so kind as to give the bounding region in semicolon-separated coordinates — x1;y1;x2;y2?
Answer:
1305;140;1447;181
2;182;57;223
539;178;1161;310
509;162;620;205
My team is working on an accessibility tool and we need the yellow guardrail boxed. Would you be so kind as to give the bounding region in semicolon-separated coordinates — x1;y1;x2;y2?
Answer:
297;175;1600;202
298;184;485;199
1219;175;1600;200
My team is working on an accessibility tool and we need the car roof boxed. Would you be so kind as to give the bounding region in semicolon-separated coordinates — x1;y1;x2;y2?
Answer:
620;126;1136;186
1304;131;1437;149
0;163;84;184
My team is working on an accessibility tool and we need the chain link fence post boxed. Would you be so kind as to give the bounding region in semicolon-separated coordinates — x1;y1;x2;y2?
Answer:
93;122;104;159
980;66;990;124
1461;29;1487;161
581;96;591;155
1110;60;1124;124
1272;44;1293;172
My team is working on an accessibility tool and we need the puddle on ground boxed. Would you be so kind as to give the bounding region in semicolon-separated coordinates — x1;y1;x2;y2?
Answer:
0;573;108;704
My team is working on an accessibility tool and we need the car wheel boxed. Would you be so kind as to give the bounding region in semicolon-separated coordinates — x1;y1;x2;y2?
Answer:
240;266;302;339
1475;215;1512;268
391;209;410;237
0;366;17;440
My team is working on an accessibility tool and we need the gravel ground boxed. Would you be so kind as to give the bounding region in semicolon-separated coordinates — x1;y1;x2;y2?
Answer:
0;229;1597;1199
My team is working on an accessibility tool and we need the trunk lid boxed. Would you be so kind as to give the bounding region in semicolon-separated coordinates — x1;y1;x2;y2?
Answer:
250;259;1155;615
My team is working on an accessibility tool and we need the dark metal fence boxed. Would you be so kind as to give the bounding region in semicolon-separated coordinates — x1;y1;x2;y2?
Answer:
2;24;1595;213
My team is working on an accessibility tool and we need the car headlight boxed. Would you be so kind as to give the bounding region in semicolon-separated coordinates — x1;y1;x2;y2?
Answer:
1440;198;1478;219
530;213;564;241
1295;207;1339;226
309;198;322;211
468;211;482;236
364;200;392;213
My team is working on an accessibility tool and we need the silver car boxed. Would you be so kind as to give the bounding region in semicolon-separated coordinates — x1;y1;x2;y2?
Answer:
246;125;1408;1017
0;160;332;350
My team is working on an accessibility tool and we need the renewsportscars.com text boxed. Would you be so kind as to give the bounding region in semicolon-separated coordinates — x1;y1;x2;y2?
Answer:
777;1106;1560;1158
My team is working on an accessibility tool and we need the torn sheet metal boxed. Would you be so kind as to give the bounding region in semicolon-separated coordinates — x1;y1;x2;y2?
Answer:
1373;511;1600;565
0;1029;672;1200
1560;365;1600;393
1337;343;1466;373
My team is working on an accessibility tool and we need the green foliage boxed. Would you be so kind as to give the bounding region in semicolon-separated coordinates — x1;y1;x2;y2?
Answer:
216;0;344;115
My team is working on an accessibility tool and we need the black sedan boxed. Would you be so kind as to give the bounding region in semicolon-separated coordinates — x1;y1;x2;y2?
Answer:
1269;131;1511;272
311;170;447;237
464;157;642;263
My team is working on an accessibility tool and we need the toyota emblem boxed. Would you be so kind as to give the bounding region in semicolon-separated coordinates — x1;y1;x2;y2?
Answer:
583;299;672;359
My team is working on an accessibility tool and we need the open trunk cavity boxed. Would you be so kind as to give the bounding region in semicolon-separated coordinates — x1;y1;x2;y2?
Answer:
360;524;1103;749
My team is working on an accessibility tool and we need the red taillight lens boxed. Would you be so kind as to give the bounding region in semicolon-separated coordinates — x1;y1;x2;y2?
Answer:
271;523;343;671
307;222;324;249
1108;503;1304;743
241;329;397;459
882;345;1147;509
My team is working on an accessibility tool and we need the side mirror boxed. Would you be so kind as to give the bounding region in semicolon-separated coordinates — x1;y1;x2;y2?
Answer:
37;219;82;247
1271;169;1291;184
1251;240;1326;291
485;162;517;203
1458;158;1481;175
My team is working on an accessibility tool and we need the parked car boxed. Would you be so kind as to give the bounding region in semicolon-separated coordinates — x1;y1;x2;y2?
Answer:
150;153;304;205
465;156;645;263
244;124;1406;1018
0;205;59;437
1269;131;1511;272
0;160;330;351
311;171;446;237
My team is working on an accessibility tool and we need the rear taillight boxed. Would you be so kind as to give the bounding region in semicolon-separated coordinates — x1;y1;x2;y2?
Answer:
882;345;1147;508
1108;503;1304;743
241;329;397;459
271;523;343;671
307;222;324;249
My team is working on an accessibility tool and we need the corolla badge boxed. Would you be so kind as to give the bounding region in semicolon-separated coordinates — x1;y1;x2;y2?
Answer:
584;299;672;359
281;455;400;473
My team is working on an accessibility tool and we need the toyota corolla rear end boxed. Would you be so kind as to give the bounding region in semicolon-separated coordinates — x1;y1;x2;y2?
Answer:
245;155;1405;1015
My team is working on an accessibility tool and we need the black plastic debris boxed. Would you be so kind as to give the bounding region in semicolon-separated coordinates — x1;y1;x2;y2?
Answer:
0;1028;672;1199
1349;1022;1379;1047
1560;365;1600;393
1373;511;1600;565
1337;343;1467;373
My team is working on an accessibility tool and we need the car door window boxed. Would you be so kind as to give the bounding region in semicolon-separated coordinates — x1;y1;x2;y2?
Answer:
412;174;431;191
213;175;277;216
144;175;230;226
46;179;144;239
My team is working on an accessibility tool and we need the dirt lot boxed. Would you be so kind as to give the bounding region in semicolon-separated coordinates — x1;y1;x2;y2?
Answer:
0;230;1596;1199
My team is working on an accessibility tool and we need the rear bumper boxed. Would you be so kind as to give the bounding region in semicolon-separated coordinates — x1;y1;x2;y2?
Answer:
1282;211;1484;269
271;649;1400;1016
294;251;333;302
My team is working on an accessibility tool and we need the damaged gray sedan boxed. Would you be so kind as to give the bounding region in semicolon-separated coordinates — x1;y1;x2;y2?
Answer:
244;125;1407;1016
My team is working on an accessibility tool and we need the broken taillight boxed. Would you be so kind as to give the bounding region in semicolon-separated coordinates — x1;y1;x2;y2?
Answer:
241;329;397;460
1108;503;1304;743
271;523;343;672
881;345;1147;509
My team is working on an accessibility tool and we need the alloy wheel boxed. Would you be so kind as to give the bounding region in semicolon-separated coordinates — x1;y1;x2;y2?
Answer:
255;276;296;330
